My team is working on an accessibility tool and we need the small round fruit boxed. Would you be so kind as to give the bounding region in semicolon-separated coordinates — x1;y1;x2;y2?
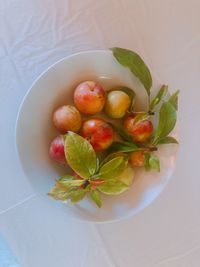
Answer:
105;90;131;118
74;81;106;114
49;135;66;164
80;118;114;151
124;115;153;142
53;105;81;133
129;151;145;167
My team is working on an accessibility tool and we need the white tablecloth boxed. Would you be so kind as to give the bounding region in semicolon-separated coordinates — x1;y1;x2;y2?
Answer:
1;0;200;266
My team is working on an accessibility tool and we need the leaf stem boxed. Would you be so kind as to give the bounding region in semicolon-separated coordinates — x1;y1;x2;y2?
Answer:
132;111;146;114
148;111;155;115
149;147;158;152
83;180;90;189
148;94;151;109
143;146;158;152
130;110;155;116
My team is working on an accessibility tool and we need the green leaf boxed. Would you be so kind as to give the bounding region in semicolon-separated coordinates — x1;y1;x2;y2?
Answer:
150;85;168;110
90;190;102;208
99;179;128;195
100;152;128;167
144;153;151;171
153;102;177;144
48;179;88;203
144;153;160;172
168;90;179;110
116;165;135;186
48;182;71;201
109;141;139;153
95;158;100;174
68;189;87;204
98;156;127;180
111;47;152;96
119;87;136;112
149;154;160;172
111;123;133;142
58;176;84;187
157;136;178;145
64;132;96;179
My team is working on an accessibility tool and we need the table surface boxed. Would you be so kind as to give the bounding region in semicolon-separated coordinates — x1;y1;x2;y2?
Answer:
1;0;200;266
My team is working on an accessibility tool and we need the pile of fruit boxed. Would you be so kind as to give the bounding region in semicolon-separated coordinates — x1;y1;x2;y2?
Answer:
48;47;179;208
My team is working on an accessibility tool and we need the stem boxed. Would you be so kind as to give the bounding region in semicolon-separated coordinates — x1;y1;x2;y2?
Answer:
148;111;155;115
143;146;158;152
148;94;150;108
132;111;146;114
129;110;155;116
83;180;90;189
149;147;158;151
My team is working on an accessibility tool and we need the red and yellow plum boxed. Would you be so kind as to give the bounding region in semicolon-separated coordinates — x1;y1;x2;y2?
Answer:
74;81;106;115
80;118;114;151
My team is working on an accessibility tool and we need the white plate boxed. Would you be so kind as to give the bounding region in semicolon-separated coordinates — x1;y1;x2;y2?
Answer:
16;50;178;223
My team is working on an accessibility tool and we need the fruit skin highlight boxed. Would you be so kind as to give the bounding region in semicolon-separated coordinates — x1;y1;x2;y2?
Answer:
74;81;106;115
80;118;114;151
129;151;145;167
124;114;153;143
105;90;131;118
49;135;66;164
53;105;81;133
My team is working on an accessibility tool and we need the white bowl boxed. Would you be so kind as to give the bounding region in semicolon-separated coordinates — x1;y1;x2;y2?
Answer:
16;50;178;223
